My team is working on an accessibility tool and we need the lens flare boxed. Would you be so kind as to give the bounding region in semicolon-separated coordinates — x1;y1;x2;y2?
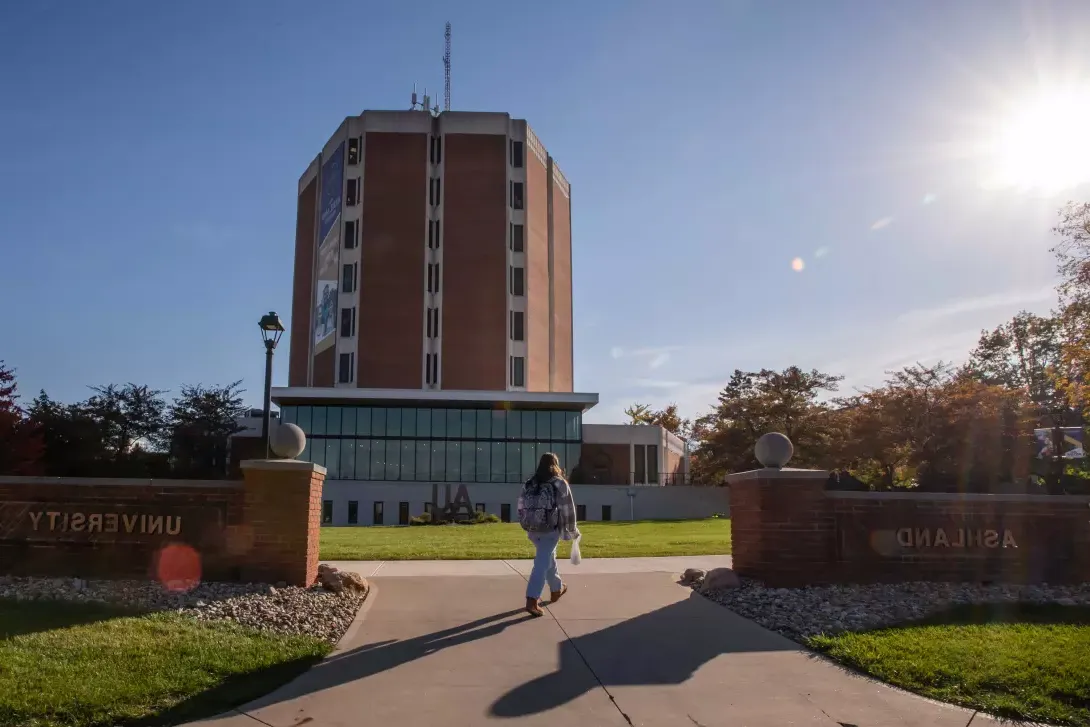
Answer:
791;257;805;272
155;543;202;592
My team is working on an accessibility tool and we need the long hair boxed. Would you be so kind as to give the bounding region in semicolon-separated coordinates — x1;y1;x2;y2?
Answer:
534;452;564;483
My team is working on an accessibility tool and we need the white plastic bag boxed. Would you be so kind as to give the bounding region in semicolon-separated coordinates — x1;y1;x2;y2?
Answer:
570;536;582;565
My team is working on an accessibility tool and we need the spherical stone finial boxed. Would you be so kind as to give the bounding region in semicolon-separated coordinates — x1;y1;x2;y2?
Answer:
755;432;793;468
270;422;306;459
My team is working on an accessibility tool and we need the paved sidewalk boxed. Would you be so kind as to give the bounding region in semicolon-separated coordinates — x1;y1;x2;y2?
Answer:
325;553;733;577
189;570;1003;726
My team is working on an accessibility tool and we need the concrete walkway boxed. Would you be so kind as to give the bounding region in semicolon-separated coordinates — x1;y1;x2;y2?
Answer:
189;566;1004;726
325;553;734;577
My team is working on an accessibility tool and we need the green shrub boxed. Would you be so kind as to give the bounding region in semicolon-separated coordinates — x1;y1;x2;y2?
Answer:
409;510;500;526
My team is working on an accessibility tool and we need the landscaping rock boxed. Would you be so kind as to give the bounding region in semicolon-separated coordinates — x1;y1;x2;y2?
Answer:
699;567;740;593
0;575;366;644
680;568;706;586
317;564;369;595
696;579;1090;642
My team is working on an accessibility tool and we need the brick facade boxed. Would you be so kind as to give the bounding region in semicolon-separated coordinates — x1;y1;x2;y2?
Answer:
0;461;325;587
727;468;1090;586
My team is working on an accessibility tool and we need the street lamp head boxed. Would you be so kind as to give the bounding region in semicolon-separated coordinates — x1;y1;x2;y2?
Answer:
259;312;285;349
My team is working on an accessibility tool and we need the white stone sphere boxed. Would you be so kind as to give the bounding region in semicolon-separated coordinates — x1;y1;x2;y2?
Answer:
755;432;793;468
270;422;306;459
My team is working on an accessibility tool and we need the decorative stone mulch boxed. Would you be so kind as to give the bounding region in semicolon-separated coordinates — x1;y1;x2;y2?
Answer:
0;575;365;644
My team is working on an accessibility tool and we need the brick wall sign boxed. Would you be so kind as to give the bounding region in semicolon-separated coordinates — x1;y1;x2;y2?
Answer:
0;503;225;543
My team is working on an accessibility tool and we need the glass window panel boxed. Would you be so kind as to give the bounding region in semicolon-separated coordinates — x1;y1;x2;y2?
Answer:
372;408;387;437
567;443;582;477
551;411;566;440
476;411;491;440
311;407;327;435
647;445;659;484
296;406;312;434
634;444;646;484
522;440;536;482
342;407;357;436
356;407;371;436
430;442;445;481
536;412;550;442
311;439;325;467
355;440;371;480
550;444;566;474
300;439;311;463
506;443;522;482
446;441;462;480
401;441;416;480
417;408;431;438
475;442;490;482
507;410;521;440
416;441;430;480
446;409;461;439
370;439;386;479
490;442;506;483
461;440;475;481
431;409;446;438
401;408;417;437
325;440;340;479
326;407;342;435
386;408;402;437
491;410;506;440
520;410;536;439
280;406;295;425
385;440;400;479
566;412;580;441
340;439;355;479
460;410;476;439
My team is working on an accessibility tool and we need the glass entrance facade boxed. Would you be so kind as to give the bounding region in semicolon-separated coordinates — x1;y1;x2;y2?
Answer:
279;405;582;482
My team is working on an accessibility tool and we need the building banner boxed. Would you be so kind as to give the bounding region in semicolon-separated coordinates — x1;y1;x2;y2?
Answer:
318;141;345;249
314;279;338;345
313;141;345;350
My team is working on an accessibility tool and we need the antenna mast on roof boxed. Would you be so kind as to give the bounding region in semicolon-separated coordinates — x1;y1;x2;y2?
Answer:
443;22;451;111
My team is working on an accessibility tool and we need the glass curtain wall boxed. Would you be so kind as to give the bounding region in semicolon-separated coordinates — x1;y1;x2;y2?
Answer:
280;406;582;482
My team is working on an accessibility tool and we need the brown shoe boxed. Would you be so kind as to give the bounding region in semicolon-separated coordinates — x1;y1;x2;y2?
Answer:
549;585;568;604
525;597;544;617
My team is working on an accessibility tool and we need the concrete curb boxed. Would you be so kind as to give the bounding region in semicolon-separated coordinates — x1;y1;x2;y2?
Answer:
332;583;376;655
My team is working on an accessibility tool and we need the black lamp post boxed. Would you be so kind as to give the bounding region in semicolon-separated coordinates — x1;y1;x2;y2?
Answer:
258;312;285;458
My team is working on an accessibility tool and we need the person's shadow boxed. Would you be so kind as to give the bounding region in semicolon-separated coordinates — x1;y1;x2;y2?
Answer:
490;591;795;717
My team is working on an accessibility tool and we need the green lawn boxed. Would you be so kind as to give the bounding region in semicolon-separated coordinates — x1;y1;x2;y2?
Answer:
0;599;331;727
318;518;732;560
809;604;1090;727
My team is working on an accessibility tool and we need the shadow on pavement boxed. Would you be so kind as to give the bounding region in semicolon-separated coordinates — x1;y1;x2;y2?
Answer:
490;591;795;718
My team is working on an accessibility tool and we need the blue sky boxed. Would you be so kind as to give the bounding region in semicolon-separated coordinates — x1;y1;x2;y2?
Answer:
2;0;1089;423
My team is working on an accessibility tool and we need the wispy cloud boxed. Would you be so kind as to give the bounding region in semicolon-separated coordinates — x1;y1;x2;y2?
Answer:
897;286;1056;325
870;216;894;231
610;345;683;370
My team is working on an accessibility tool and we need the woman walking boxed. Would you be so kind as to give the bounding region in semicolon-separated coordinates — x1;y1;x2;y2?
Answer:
517;452;580;617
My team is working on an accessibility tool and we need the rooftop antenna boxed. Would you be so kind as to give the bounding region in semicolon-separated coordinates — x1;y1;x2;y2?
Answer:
443;22;451;111
410;83;419;111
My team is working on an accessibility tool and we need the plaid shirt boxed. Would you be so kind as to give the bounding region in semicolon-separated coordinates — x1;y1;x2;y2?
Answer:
552;477;581;541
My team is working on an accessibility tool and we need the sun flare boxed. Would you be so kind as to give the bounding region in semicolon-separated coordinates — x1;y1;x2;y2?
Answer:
988;86;1090;193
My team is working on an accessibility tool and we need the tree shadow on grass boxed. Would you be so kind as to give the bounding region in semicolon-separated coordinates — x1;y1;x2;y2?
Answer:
0;597;144;639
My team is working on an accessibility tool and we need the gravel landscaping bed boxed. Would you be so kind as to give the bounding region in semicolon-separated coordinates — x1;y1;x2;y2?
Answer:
699;579;1090;641
0;575;366;644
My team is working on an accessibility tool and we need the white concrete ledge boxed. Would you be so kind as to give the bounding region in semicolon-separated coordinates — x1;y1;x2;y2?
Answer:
827;490;1090;504
0;476;241;488
241;459;328;475
725;468;829;483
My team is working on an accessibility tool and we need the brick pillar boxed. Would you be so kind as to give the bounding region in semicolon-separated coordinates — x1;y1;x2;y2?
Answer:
240;459;325;586
726;468;833;587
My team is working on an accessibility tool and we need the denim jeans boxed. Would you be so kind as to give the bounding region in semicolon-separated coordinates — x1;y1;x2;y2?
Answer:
526;530;563;599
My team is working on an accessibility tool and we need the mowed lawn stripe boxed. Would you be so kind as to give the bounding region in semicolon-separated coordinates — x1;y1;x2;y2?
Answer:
318;518;732;560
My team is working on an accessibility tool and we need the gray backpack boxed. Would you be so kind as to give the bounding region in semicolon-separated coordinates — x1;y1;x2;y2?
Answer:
518;477;560;533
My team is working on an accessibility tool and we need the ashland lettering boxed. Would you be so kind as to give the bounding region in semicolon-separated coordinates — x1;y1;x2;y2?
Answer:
895;527;1017;549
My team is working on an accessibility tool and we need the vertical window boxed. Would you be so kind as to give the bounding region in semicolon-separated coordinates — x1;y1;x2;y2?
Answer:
648;445;660;484
430;178;441;206
500;503;511;523
510;140;524;168
634;444;646;484
430;136;442;164
602;505;612;522
510;181;524;210
427;307;440;338
424;502;435;516
346;178;359;206
510;223;524;252
576;504;586;521
338;353;354;383
340;307;355;338
347;137;360;165
342;263;355;293
475;503;486;514
511;311;524;341
425;353;438;385
510;356;525;388
373;501;384;525
322;500;333;524
344;220;357;249
510;266;525;296
347;500;358;524
427;263;441;293
399;501;410;525
428;219;441;249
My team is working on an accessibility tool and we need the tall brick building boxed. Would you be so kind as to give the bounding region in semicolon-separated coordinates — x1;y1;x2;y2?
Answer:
271;108;689;524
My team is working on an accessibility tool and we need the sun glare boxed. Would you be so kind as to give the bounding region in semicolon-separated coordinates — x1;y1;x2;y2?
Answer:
988;86;1090;193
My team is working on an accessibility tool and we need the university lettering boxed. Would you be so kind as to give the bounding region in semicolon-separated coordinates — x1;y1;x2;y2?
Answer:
27;511;183;536
895;527;1017;549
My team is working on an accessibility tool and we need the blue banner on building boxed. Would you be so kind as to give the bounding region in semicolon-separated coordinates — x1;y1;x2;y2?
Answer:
318;141;345;247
